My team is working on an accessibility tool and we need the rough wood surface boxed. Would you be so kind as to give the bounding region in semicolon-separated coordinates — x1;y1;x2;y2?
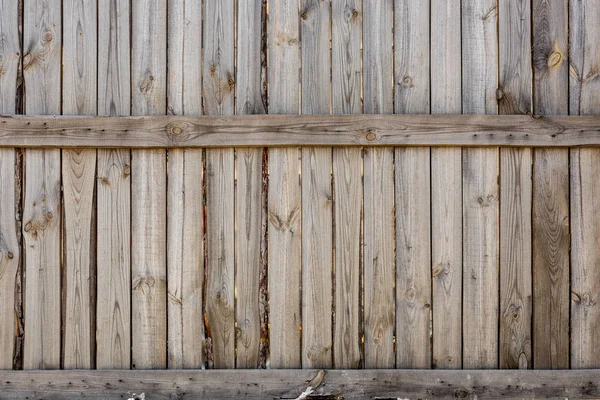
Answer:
363;0;395;369
96;0;131;370
166;0;204;370
131;0;167;370
22;0;62;370
569;0;600;369
267;0;302;369
0;0;21;370
204;0;235;370
3;370;600;399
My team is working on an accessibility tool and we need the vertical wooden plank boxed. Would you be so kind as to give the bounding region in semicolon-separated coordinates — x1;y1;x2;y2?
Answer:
96;0;131;370
301;0;332;370
499;0;533;370
267;0;302;369
569;0;600;369
331;0;361;370
22;0;62;370
394;0;431;370
203;0;235;370
431;0;462;370
461;0;499;369
235;0;266;369
532;0;569;370
62;0;97;369
167;0;204;369
0;0;21;370
362;0;394;369
131;0;167;370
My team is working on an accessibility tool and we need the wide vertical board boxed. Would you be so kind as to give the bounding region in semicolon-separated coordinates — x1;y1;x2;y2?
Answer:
22;0;61;370
235;0;266;369
301;0;332;370
0;0;21;370
167;0;204;369
267;0;302;368
362;0;395;369
431;0;462;370
204;0;235;369
96;0;131;370
499;0;533;370
570;0;600;369
62;0;97;369
331;0;362;370
394;0;431;369
532;0;569;370
461;0;499;369
131;0;167;369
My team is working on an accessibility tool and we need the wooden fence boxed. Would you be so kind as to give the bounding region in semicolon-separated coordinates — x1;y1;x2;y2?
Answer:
1;0;600;397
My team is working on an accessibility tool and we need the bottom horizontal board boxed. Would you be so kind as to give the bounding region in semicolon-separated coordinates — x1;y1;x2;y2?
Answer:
1;369;600;399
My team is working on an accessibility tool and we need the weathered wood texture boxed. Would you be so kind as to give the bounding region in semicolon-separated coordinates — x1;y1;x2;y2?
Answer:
3;370;600;399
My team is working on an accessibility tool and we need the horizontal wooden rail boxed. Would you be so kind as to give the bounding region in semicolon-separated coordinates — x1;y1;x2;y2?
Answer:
1;369;600;399
1;114;599;148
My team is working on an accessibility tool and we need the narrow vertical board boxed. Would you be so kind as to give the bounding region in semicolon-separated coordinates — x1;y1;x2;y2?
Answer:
301;0;332;369
96;0;131;370
499;0;533;370
394;0;431;369
395;148;431;369
333;148;362;369
462;149;499;368
461;0;499;369
363;0;395;369
267;0;302;368
394;0;430;115
167;0;204;369
569;0;600;369
22;0;61;370
131;0;167;369
62;0;97;369
431;0;462;370
331;0;362;370
0;0;21;370
235;0;266;369
532;0;569;370
204;0;235;369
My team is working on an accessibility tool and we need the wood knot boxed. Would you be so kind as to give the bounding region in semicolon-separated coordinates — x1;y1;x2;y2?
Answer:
496;87;505;101
24;222;32;232
169;124;183;136
46;212;53;220
352;9;359;18
7;252;13;260
23;53;33;70
548;51;563;68
122;164;131;177
402;76;413;87
300;12;308;20
139;73;155;94
210;64;216;74
365;131;377;141
228;78;235;87
43;31;54;43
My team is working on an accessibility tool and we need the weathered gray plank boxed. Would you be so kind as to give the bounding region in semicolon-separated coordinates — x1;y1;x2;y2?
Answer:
301;0;333;370
166;0;204;370
532;0;569;370
2;114;600;147
569;0;600;369
0;0;21;370
131;0;167;369
22;0;62;370
96;0;131;370
267;0;302;369
3;370;600;399
499;0;533;370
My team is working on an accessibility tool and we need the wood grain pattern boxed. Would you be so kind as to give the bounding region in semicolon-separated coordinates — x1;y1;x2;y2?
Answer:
0;0;21;370
532;0;569;370
235;0;265;369
96;0;131;370
301;0;333;370
267;0;302;369
395;148;431;368
569;0;600;369
22;0;62;370
499;0;533;370
166;0;204;370
131;0;167;370
333;148;362;369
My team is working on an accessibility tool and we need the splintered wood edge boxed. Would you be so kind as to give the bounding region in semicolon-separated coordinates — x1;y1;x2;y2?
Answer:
0;114;599;148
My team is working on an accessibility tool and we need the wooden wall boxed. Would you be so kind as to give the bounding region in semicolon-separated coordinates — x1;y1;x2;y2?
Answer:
0;0;599;371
